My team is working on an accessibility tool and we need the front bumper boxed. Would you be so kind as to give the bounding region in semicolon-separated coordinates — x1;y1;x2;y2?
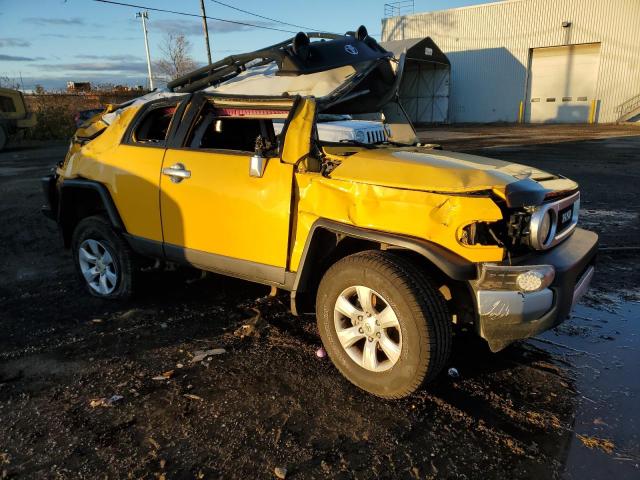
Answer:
41;173;57;220
474;228;598;352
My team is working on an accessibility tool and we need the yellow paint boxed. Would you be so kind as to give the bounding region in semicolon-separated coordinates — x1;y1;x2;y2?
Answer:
588;99;597;124
324;146;561;197
281;98;316;165
62;104;166;242
518;100;524;123
289;173;505;271
160;149;294;267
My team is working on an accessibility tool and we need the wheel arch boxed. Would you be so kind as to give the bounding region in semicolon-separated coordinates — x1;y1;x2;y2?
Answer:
58;179;125;247
290;219;477;315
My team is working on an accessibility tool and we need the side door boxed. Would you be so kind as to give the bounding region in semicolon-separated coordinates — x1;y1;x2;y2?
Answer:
89;98;186;244
159;98;296;285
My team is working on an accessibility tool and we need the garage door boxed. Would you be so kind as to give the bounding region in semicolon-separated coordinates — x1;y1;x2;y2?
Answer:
526;43;601;123
399;63;449;124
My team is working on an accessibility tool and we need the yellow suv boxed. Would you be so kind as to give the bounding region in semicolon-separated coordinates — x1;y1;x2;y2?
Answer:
42;29;597;398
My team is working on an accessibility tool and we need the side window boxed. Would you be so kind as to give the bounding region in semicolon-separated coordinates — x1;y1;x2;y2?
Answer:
0;95;16;113
187;106;276;154
133;105;176;144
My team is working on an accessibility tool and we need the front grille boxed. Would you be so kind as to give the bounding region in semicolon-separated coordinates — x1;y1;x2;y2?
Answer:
529;191;580;250
365;128;386;144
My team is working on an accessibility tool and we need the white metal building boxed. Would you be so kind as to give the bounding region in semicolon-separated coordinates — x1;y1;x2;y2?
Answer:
381;0;640;124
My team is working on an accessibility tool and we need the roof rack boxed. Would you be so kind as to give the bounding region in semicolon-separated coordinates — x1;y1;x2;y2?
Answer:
167;28;390;94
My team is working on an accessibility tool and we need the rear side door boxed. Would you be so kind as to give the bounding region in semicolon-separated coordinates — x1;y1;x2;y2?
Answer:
159;97;295;284
95;98;186;244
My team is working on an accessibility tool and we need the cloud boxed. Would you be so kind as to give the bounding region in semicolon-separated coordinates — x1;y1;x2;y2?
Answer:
0;38;31;48
23;17;85;26
75;54;143;62
32;61;149;74
0;54;43;61
153;18;276;35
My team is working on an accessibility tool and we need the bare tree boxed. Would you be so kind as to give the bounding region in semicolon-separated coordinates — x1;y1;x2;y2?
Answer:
154;33;198;83
0;76;21;90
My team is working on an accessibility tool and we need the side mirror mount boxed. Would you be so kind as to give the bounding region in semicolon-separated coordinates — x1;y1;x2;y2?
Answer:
249;153;267;178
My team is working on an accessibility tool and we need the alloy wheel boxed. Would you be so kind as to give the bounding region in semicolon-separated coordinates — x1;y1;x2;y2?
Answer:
333;285;402;372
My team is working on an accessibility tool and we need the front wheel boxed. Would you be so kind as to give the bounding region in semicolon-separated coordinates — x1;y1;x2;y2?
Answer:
71;215;135;299
316;250;451;398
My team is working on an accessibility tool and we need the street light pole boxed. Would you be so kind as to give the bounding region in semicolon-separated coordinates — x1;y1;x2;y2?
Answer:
199;0;212;65
136;10;154;90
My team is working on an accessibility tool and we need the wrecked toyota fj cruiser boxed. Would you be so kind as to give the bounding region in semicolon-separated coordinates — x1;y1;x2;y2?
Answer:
42;28;597;398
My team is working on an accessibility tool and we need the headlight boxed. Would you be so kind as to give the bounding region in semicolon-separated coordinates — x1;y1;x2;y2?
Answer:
529;208;556;249
354;130;366;143
477;264;555;293
538;210;553;244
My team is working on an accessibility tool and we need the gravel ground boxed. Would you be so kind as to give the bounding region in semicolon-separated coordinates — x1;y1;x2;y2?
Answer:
0;127;638;479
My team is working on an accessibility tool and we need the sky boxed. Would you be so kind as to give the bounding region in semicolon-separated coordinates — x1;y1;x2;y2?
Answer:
0;0;496;90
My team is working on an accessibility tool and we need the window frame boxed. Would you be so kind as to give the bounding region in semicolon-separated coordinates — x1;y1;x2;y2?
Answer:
122;96;189;149
169;93;289;157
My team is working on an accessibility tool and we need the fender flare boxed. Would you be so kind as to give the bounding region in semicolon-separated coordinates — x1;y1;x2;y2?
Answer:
292;219;477;295
58;178;125;231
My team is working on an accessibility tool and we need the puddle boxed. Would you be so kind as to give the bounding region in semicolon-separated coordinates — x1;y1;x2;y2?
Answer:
535;299;640;478
580;209;638;230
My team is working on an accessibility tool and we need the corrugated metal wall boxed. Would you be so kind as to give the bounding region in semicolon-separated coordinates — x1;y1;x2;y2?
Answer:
381;0;640;123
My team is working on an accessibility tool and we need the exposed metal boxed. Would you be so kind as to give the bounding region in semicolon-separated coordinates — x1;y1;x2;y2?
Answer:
382;0;640;123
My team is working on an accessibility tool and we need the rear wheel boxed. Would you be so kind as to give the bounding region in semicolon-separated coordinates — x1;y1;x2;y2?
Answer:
71;215;135;299
316;250;451;398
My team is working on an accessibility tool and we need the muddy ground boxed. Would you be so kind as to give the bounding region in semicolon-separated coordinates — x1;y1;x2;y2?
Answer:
0;125;639;479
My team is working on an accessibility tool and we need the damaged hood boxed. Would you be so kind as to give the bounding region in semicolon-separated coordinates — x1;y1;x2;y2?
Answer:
328;148;578;205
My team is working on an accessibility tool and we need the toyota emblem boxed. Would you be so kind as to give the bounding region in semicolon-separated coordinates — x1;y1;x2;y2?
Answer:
344;44;359;55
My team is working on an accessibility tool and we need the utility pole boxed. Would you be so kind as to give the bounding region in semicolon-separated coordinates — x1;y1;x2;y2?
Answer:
136;10;154;90
199;0;212;65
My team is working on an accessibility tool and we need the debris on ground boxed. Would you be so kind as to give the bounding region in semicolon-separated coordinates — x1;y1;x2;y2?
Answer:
89;394;124;408
577;434;615;454
234;308;268;339
190;349;226;363
152;370;175;381
447;367;460;379
183;394;203;402
316;347;327;358
274;466;287;479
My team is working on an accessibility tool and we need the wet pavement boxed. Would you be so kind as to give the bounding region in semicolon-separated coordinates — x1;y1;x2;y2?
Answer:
541;301;640;478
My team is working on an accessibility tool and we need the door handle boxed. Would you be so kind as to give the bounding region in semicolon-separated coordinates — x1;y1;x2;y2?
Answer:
162;163;191;183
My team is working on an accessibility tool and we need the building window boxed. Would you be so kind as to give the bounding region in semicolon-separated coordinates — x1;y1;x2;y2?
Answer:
546;98;556;102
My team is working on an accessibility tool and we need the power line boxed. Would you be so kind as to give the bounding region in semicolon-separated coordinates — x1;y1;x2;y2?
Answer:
209;0;321;32
93;0;298;34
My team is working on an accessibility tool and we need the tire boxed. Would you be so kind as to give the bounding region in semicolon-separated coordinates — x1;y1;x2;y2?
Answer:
0;127;7;151
316;250;451;398
71;215;135;299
